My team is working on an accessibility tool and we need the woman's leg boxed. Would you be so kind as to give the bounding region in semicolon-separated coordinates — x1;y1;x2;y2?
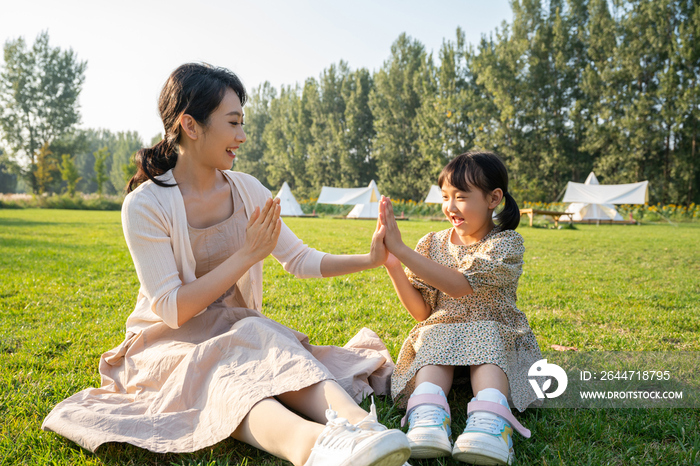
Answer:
469;363;509;395
276;379;369;424
232;397;323;466
414;364;455;395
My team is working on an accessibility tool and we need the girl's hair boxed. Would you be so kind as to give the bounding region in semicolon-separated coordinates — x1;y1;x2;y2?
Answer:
438;151;520;231
127;63;247;193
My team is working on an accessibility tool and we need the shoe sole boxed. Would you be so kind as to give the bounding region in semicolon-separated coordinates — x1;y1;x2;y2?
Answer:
340;430;411;466
452;442;512;465
408;436;452;459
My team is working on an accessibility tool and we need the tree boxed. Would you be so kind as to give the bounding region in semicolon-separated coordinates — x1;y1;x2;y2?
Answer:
0;149;18;193
370;33;430;200
109;131;143;194
234;82;275;185
59;154;81;197
0;31;86;193
34;143;57;194
262;85;311;195
93;146;109;195
342;68;376;187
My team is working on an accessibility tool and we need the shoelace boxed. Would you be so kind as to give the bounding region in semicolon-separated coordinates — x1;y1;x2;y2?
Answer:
409;404;448;429
465;413;503;434
355;396;387;431
320;409;377;450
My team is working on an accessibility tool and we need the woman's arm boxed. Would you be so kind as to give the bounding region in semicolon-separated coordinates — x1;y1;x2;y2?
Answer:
384;254;431;321
379;197;473;298
175;198;281;326
319;216;388;277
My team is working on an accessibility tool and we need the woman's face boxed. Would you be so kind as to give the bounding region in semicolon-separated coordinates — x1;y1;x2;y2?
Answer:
195;89;246;170
441;180;497;243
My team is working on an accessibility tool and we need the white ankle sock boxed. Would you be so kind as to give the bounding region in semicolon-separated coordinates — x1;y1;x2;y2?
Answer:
475;388;508;407
412;381;446;398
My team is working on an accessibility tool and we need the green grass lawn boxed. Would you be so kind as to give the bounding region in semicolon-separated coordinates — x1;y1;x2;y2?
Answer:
1;209;699;465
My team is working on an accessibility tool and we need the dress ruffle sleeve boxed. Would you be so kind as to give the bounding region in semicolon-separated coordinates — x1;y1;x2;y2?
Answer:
405;232;440;311
459;230;524;293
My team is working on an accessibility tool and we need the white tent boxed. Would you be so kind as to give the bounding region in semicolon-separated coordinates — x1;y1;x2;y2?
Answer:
274;181;305;217
425;185;442;204
317;180;381;219
563;172;648;221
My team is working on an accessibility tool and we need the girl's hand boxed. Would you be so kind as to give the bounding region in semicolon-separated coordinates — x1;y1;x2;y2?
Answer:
379;196;404;253
369;216;388;267
241;198;282;265
384;252;401;270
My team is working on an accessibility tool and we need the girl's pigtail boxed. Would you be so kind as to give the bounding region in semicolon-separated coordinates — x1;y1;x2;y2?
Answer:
496;191;520;231
127;137;178;193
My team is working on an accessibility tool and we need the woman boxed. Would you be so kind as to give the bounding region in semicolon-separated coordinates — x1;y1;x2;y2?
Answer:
42;63;410;466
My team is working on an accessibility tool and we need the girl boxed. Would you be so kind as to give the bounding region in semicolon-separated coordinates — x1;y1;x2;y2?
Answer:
42;63;411;466
378;151;541;465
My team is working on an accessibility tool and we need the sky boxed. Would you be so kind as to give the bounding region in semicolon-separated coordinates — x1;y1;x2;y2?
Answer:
1;0;512;144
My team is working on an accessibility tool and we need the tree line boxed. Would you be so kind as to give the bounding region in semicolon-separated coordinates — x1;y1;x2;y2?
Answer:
0;31;153;195
235;0;700;204
1;0;699;205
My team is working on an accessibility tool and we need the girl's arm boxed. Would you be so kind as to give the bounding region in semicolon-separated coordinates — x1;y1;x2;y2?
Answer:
319;216;389;277
384;254;431;321
379;197;473;298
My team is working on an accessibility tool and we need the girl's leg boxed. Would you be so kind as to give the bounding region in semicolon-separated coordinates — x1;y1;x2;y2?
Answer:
404;365;455;459
414;364;455;395
232;397;324;466
469;363;509;395
276;379;368;424
452;364;516;464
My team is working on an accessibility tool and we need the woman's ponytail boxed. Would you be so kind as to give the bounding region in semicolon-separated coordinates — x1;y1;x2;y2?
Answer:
126;138;178;193
495;191;520;232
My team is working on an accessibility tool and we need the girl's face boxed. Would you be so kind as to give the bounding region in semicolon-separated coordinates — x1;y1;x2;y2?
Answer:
193;89;247;170
441;180;501;244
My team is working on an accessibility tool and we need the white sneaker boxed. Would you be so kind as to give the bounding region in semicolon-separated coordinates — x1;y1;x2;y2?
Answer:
452;389;530;465
355;397;387;432
452;409;513;465
405;403;452;458
304;407;411;466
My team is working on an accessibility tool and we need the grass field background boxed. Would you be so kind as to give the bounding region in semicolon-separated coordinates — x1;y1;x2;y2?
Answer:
1;209;699;465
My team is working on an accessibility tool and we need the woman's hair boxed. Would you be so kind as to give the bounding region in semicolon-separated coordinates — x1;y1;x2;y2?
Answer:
127;63;247;193
438;150;520;231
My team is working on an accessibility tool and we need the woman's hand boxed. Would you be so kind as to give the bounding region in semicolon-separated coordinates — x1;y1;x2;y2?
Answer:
369;216;388;268
379;196;405;253
241;197;282;265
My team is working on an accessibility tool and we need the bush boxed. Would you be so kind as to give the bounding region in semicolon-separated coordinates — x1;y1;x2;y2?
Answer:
0;193;123;210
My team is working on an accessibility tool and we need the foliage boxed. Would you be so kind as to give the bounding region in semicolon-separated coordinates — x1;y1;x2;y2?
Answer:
0;31;86;193
93;146;110;196
59;154;81;197
0;155;17;193
108;131;143;195
0;192;123;210
33;142;58;194
230;1;700;207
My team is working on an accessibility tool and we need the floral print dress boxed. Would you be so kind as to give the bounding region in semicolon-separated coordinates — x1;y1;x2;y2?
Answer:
391;227;541;412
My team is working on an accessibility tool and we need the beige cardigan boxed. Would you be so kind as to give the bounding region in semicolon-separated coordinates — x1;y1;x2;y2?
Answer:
121;169;326;332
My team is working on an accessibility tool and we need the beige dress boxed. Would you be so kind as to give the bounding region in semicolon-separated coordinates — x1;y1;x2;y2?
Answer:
391;227;542;412
42;175;394;453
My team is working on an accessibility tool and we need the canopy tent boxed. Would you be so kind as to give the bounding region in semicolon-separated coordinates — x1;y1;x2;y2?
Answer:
425;185;442;204
274;182;305;217
563;172;648;221
316;180;381;219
